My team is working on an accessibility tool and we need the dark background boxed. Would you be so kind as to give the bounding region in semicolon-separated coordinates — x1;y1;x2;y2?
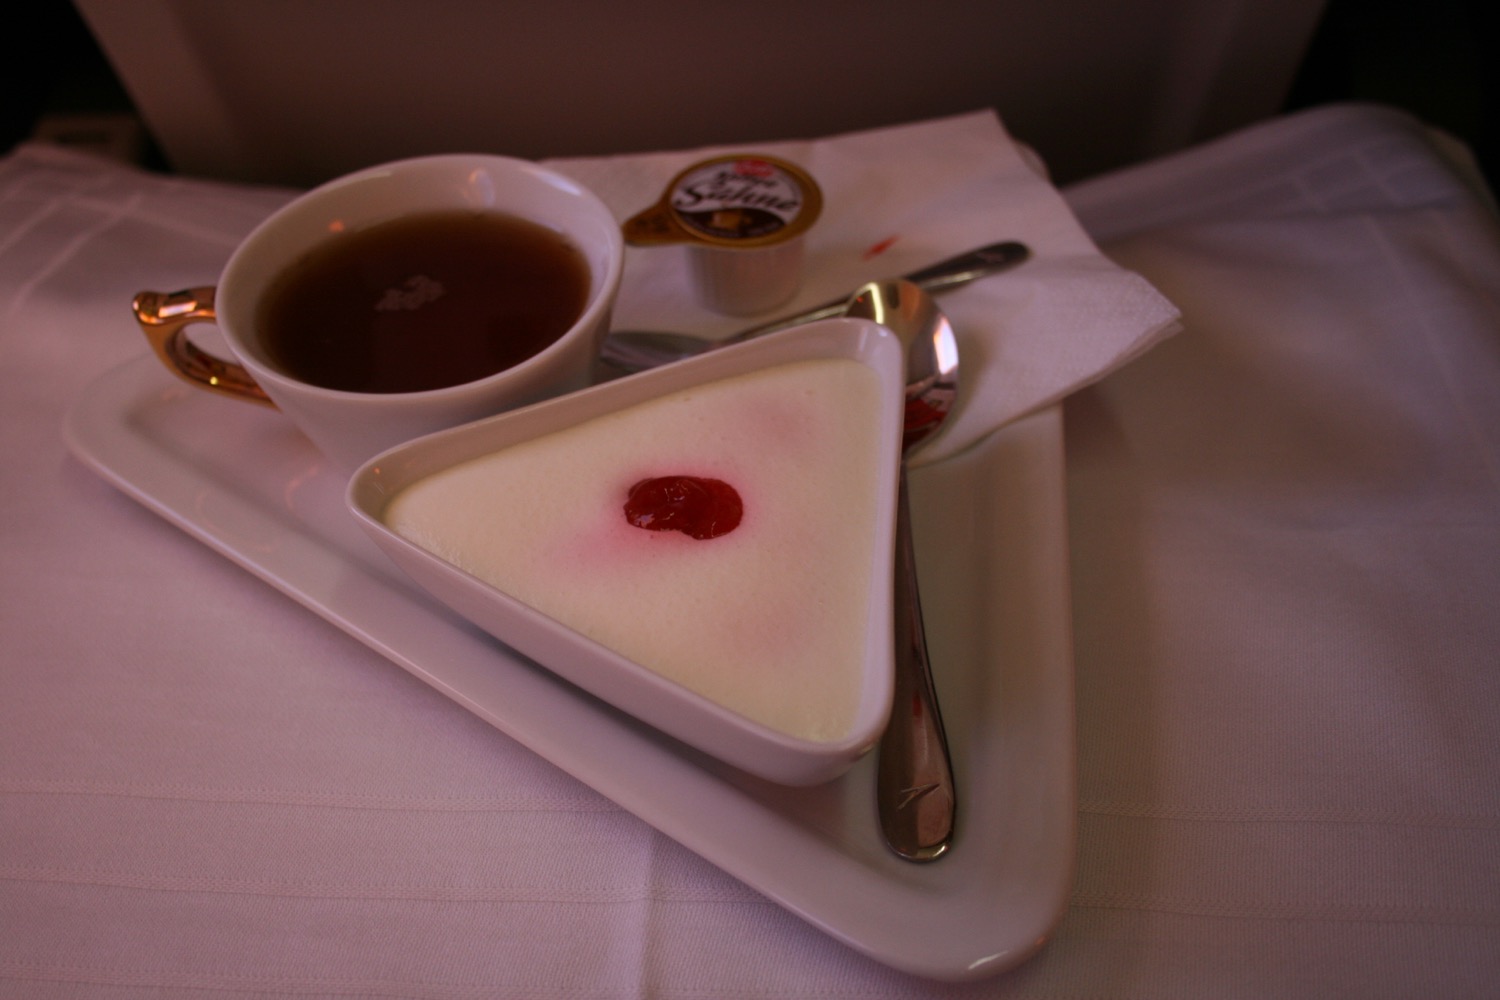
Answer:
5;0;1495;190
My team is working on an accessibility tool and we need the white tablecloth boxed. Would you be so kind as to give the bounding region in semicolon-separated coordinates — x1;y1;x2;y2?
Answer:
3;102;1497;997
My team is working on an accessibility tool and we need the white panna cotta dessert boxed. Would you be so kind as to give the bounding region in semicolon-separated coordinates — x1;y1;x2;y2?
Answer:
383;357;887;743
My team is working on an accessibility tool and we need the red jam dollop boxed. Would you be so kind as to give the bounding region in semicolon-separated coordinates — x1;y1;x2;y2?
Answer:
624;476;743;540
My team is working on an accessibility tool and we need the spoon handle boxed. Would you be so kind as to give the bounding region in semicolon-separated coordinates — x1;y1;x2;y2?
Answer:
723;240;1030;344
877;465;956;861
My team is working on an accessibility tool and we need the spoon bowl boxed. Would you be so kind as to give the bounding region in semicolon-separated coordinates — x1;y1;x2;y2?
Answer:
846;280;960;452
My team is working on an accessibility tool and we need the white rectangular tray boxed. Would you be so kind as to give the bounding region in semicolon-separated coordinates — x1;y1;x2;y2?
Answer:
64;354;1075;981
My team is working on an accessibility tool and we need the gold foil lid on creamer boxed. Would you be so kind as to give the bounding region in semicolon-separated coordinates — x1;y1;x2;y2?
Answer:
624;154;822;315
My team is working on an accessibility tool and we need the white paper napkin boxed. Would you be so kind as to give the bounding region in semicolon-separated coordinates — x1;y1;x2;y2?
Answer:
549;109;1181;464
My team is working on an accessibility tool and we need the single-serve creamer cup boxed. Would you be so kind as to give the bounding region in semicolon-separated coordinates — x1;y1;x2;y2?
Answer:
133;154;624;470
623;154;820;316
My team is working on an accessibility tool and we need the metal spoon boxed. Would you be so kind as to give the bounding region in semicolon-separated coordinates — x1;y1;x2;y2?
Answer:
598;241;1027;374
847;279;959;863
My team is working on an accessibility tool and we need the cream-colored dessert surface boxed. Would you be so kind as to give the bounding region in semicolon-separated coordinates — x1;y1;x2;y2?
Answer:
384;359;887;742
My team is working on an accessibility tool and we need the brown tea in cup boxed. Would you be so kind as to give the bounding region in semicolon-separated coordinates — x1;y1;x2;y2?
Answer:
133;153;623;470
258;209;591;394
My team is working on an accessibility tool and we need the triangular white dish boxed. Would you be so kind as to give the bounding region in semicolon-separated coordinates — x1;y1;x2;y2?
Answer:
348;317;905;784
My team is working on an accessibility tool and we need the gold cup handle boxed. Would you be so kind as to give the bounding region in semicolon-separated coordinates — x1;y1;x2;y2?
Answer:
132;287;275;407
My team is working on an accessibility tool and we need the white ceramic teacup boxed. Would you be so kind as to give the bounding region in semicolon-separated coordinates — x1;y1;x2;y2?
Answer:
133;154;624;469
